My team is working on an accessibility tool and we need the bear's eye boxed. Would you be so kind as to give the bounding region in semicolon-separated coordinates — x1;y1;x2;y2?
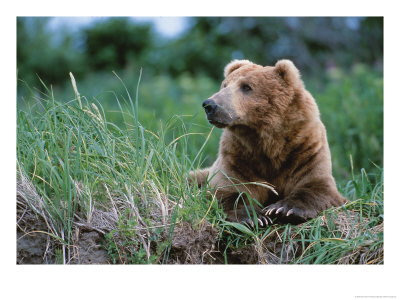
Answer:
241;84;252;92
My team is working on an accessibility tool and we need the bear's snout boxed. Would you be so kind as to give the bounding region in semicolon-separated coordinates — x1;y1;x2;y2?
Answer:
202;99;218;116
202;95;238;128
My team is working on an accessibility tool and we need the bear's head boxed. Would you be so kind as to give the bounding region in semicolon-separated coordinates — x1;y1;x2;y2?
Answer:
202;59;308;130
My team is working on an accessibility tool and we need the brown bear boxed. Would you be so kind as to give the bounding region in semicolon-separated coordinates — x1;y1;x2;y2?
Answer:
189;59;347;226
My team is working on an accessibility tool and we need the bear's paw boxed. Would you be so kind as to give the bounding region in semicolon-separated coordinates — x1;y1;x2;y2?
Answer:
263;199;318;224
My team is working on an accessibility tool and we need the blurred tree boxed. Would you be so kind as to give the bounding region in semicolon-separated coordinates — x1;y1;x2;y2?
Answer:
17;17;85;87
357;17;383;64
162;17;383;80
83;18;155;71
17;17;383;84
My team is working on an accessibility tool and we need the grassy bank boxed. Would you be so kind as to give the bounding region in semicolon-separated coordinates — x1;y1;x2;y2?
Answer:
16;69;383;264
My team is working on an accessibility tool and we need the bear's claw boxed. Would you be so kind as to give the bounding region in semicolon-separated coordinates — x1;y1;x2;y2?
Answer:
259;216;272;226
265;207;276;215
264;215;273;224
242;215;273;228
262;201;308;224
286;208;294;216
264;204;290;217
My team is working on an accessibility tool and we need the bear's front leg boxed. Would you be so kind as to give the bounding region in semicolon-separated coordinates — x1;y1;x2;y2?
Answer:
263;179;346;224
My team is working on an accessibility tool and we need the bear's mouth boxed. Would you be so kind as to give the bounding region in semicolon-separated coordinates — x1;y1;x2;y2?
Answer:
208;119;228;128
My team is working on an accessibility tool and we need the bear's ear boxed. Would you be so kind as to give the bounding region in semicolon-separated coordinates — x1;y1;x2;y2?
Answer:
224;59;253;78
274;59;302;86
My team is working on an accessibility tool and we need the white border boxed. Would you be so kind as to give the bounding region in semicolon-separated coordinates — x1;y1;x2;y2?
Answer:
3;1;398;299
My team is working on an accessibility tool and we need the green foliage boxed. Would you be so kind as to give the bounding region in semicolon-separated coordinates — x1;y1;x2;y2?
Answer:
17;17;383;87
161;17;383;79
311;64;383;179
84;18;155;71
17;18;86;87
104;210;169;264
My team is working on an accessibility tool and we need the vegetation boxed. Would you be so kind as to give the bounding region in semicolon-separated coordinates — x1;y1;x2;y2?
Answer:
17;68;383;264
17;17;383;264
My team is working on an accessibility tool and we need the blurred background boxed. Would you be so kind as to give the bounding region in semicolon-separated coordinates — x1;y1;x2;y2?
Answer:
16;17;383;183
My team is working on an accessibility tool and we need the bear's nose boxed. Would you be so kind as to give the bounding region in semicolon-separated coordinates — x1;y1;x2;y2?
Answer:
202;99;218;115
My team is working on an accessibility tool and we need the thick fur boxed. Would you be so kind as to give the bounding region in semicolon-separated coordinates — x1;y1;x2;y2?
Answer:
190;59;346;225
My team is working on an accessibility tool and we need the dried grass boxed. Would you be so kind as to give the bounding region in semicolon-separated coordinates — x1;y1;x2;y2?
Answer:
248;209;384;264
17;172;58;264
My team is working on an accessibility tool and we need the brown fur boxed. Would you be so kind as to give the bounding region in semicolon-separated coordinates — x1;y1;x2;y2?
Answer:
190;59;346;225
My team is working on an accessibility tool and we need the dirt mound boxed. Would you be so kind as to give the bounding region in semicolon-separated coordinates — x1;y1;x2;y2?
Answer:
224;231;301;264
17;196;56;264
167;221;221;264
228;246;259;264
17;173;57;264
165;221;300;264
17;174;114;264
70;230;110;264
17;192;111;264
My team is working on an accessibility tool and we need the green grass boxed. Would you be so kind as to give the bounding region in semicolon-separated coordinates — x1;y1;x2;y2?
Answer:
16;67;383;264
17;73;218;263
